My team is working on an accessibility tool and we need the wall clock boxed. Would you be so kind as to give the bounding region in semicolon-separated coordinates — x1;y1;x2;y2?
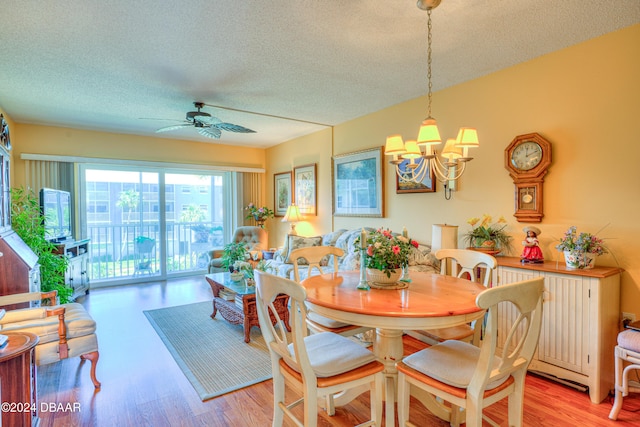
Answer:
504;133;552;223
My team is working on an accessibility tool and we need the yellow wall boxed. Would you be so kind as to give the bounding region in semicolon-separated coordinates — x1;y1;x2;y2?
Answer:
266;24;640;317
10;123;266;189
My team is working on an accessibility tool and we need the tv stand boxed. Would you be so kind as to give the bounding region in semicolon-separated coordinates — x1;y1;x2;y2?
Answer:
54;239;90;300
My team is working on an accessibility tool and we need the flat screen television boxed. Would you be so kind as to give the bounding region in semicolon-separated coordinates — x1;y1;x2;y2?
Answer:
39;188;73;242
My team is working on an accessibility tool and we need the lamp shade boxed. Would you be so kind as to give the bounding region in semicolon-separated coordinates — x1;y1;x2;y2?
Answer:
282;204;303;223
441;138;463;160
455;127;479;148
431;224;458;251
402;140;422;159
385;135;406;155
417;117;442;146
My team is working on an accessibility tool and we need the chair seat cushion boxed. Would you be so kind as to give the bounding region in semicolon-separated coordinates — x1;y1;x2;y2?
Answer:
288;332;375;377
0;303;96;345
402;339;509;390
307;311;351;329
618;329;640;352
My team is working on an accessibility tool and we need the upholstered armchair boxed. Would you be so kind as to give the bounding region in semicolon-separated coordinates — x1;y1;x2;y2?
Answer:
0;291;100;388
207;226;268;273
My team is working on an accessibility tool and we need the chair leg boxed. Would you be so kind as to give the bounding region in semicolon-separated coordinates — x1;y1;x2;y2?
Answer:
609;346;624;420
397;372;410;426
304;383;318;427
272;372;285;427
80;351;101;388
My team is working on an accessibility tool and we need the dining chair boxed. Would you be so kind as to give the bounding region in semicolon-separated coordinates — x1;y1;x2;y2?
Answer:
396;277;544;427
289;246;371;337
407;248;497;346
609;329;640;420
254;270;383;427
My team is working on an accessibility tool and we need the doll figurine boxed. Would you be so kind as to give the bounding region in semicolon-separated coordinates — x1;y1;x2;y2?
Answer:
521;226;544;263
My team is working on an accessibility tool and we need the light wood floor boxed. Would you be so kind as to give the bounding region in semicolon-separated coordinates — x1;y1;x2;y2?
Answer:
36;276;640;426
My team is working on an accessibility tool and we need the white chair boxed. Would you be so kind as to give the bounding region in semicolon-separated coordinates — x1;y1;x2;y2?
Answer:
406;248;497;346
290;246;371;337
609;329;640;420
397;277;544;427
254;270;383;427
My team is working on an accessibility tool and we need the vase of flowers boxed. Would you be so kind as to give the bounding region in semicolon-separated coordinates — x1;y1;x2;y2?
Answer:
355;228;419;286
244;203;274;228
555;226;607;269
464;214;513;252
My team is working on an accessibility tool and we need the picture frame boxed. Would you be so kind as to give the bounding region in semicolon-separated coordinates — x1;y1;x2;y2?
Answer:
332;147;384;217
395;158;436;193
294;163;317;216
273;171;292;217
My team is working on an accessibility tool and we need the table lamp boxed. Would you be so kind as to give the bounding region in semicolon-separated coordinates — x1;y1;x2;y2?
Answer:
282;204;303;235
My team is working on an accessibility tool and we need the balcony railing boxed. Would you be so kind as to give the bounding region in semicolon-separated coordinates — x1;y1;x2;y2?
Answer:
86;222;224;282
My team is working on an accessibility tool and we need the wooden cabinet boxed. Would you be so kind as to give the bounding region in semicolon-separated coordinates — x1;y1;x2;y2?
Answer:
0;230;40;309
54;239;90;300
496;257;622;403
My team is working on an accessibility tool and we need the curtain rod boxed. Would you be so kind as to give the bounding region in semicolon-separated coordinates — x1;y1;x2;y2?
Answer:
20;153;265;173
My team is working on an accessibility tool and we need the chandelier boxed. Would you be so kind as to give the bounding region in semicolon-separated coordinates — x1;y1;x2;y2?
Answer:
385;0;479;199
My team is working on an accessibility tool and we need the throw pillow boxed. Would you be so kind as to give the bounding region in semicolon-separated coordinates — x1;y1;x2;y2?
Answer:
284;235;323;264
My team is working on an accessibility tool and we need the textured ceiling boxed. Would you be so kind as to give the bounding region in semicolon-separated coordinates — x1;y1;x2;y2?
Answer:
1;0;639;148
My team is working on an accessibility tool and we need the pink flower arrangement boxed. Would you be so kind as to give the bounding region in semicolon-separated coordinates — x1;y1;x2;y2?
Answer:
356;228;419;277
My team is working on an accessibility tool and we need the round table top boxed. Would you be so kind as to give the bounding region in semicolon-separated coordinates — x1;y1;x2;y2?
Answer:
0;332;39;362
301;271;486;330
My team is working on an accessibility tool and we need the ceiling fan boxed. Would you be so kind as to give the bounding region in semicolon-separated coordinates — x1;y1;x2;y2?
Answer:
154;102;256;139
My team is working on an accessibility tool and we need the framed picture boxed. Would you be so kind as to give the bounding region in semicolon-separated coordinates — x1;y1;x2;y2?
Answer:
395;158;436;193
294;163;317;216
273;171;292;217
332;147;384;217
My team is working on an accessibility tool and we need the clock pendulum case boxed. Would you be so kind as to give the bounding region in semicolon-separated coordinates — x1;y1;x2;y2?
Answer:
504;133;552;223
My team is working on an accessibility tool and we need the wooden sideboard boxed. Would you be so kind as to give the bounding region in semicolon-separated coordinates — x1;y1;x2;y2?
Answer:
496;256;622;403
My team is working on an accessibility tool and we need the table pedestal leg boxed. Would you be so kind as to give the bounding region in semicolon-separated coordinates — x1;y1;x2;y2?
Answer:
374;328;404;426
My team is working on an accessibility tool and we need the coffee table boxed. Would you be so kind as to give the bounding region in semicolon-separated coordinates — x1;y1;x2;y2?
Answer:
205;273;290;343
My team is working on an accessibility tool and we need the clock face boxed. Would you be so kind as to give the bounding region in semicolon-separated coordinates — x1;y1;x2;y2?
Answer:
510;141;542;171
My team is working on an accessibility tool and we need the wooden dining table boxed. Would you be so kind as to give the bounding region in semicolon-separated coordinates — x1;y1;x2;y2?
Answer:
301;270;486;426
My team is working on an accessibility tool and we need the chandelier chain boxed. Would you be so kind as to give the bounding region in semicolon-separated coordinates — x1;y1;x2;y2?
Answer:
427;8;433;118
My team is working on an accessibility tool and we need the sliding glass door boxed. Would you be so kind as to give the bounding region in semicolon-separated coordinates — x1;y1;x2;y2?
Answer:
80;165;231;284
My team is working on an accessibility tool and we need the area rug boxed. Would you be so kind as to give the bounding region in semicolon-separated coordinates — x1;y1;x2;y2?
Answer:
144;301;273;401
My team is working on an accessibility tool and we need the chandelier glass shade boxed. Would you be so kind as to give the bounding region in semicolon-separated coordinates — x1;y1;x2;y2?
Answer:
384;1;479;199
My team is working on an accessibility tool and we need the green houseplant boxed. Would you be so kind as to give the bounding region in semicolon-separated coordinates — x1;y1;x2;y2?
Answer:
11;187;72;303
464;214;513;252
220;241;248;270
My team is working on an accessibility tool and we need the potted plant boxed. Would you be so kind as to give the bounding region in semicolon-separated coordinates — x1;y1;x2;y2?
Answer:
463;214;513;252
355;228;419;282
555;226;607;269
11;187;72;303
220;241;248;271
244;203;274;228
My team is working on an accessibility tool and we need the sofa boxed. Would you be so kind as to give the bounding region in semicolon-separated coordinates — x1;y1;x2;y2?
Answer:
267;228;439;281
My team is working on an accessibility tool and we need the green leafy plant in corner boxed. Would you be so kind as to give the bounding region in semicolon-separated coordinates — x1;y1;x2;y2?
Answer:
11;187;72;303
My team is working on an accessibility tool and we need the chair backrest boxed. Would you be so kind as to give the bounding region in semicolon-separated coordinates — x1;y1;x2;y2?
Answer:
435;248;497;286
232;226;267;251
254;270;316;381
289;246;344;282
468;277;544;395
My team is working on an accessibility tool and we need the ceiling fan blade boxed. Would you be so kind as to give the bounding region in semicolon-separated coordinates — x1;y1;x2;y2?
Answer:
213;123;256;134
155;123;192;133
198;127;222;139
